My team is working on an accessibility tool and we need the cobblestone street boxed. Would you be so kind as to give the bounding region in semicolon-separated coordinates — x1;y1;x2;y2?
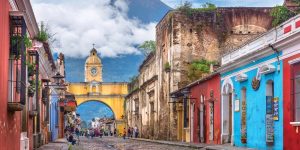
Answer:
68;137;197;150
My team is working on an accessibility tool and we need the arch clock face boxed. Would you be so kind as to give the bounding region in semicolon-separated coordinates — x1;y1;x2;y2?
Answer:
90;67;97;76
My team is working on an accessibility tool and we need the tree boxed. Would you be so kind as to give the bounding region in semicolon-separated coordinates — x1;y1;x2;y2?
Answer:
270;6;296;27
138;40;156;56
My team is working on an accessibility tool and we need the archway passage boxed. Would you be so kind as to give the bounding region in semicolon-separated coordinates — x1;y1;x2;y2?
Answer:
76;101;115;128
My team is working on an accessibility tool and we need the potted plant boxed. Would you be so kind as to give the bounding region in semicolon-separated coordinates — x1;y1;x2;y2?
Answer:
27;62;36;77
28;79;35;97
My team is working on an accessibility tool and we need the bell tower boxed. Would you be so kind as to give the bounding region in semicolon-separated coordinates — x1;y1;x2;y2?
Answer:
85;48;103;82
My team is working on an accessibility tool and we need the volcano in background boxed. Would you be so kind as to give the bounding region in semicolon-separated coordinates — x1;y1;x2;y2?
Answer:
64;0;171;83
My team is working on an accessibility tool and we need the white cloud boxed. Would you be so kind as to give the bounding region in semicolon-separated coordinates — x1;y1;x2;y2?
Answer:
31;0;156;58
161;0;284;8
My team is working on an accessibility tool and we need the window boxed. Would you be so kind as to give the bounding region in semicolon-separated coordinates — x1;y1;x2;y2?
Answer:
292;62;300;122
8;16;27;104
134;99;139;115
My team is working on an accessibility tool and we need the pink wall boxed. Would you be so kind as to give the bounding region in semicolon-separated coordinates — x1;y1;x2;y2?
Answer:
0;0;21;149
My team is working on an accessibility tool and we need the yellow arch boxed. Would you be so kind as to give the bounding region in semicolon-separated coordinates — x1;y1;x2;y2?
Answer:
76;97;125;120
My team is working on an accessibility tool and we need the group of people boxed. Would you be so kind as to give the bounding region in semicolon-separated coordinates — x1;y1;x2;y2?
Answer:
65;126;81;145
123;126;139;139
83;127;115;138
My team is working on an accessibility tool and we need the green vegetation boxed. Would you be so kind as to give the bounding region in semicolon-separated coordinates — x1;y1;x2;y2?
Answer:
293;0;300;5
270;6;296;27
35;22;50;42
27;62;36;76
177;1;217;17
164;62;171;72
138;40;156;56
10;34;32;59
187;59;217;81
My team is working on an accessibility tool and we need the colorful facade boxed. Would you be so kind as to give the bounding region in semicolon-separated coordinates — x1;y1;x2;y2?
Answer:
67;48;128;135
169;76;223;144
220;14;300;149
188;73;221;144
0;1;21;149
170;73;221;144
281;17;300;149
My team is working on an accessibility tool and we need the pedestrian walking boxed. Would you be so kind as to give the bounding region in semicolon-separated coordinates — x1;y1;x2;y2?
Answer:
127;127;131;138
123;128;126;139
114;128;116;136
134;125;139;138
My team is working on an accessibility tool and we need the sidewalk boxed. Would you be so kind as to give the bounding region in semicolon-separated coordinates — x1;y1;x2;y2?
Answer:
37;138;69;150
130;138;254;150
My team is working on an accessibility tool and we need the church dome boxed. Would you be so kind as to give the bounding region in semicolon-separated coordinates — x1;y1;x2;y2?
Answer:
85;48;101;64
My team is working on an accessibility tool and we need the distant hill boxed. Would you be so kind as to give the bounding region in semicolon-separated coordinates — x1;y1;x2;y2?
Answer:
127;0;172;23
64;0;171;82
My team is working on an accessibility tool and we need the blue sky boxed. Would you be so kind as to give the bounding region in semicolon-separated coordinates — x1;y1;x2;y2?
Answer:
162;0;284;8
76;101;114;124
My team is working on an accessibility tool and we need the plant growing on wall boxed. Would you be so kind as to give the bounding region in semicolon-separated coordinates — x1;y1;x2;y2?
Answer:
10;34;31;59
187;59;217;81
35;22;48;42
138;40;156;56
270;6;296;27
27;61;36;77
177;1;217;17
164;62;171;72
28;79;41;97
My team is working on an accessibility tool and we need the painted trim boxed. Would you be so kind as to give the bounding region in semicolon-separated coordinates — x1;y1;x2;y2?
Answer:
9;0;17;11
290;122;300;126
288;57;300;64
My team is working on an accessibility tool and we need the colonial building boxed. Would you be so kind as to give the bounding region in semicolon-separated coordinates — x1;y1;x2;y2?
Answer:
154;7;273;142
171;73;221;144
219;13;300;150
67;48;128;134
0;0;58;149
126;7;275;142
125;52;158;139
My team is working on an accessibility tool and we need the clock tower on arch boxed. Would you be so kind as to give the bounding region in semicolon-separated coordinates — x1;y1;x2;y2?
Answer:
85;48;103;82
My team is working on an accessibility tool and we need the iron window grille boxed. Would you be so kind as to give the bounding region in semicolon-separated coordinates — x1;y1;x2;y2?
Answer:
8;15;27;105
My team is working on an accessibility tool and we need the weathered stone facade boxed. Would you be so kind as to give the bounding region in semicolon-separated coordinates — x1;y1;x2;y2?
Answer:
126;7;274;141
126;52;158;139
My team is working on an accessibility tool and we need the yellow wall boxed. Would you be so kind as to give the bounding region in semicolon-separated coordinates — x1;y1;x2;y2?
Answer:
68;83;128;95
67;82;128;120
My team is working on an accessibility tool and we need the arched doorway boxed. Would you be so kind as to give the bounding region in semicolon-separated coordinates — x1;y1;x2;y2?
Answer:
76;101;115;129
221;79;234;144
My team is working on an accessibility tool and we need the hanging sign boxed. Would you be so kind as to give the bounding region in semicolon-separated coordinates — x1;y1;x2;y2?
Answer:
273;97;279;121
241;100;247;143
266;114;274;143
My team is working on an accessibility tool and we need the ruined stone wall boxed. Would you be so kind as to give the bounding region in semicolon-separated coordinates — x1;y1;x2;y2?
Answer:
154;7;273;141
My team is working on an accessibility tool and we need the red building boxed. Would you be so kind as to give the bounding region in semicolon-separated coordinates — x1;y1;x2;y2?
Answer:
0;1;21;149
171;73;221;144
283;53;300;149
188;73;221;144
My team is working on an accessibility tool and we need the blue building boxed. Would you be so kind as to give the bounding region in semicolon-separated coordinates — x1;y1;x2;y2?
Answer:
218;14;300;149
49;91;59;141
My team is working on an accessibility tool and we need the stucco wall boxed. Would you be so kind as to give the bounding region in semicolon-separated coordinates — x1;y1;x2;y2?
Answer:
0;1;21;149
189;74;221;144
283;53;300;149
221;55;283;149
